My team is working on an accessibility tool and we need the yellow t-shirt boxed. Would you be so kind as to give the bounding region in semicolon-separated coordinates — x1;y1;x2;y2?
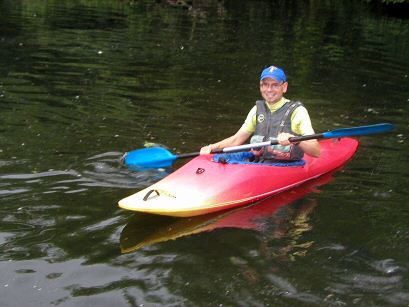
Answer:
240;97;315;135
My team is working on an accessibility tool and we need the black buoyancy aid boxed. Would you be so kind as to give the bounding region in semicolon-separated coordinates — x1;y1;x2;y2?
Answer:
250;100;304;161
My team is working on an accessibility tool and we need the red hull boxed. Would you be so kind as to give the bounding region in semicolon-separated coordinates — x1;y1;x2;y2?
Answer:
118;138;358;217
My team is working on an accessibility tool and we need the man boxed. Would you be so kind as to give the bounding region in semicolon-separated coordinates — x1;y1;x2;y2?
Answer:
200;65;320;161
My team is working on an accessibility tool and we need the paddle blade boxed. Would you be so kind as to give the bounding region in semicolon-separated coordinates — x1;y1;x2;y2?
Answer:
322;123;394;139
124;147;177;169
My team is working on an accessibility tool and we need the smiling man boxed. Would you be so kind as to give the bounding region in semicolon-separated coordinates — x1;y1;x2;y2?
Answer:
200;65;320;162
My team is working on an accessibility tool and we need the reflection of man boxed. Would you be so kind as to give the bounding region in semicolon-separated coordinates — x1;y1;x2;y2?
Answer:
268;199;317;260
231;198;317;285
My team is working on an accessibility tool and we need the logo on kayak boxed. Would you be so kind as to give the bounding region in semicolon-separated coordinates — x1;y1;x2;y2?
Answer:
257;114;265;123
196;168;205;174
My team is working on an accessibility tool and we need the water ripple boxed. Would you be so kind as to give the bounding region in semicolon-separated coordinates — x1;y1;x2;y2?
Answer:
343;274;402;291
0;170;80;180
370;259;402;275
0;152;168;198
0;188;30;196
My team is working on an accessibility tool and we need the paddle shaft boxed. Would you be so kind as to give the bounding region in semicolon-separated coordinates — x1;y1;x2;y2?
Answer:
175;123;395;158
215;133;324;153
175;133;325;159
124;123;393;168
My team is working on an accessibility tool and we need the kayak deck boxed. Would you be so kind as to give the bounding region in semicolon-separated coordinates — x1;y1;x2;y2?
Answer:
119;138;358;217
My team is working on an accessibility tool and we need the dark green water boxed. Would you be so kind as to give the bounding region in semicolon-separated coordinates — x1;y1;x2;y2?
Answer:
1;0;409;305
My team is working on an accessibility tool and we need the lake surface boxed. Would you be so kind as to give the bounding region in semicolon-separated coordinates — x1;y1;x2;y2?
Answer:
1;0;409;305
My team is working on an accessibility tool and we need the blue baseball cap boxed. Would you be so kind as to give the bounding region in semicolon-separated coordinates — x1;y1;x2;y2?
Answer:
260;65;287;82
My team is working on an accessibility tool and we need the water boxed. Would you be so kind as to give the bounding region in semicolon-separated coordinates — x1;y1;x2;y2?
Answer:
1;0;409;305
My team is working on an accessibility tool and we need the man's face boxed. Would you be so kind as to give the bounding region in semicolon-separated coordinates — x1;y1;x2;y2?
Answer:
260;77;288;103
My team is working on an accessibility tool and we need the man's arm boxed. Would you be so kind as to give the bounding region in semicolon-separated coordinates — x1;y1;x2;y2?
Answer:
277;133;320;158
290;106;321;158
298;139;320;157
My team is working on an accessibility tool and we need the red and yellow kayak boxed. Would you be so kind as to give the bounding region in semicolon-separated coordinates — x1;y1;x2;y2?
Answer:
118;138;358;217
120;171;335;253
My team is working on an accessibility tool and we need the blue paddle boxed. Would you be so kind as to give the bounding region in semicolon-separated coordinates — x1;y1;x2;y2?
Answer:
123;123;394;169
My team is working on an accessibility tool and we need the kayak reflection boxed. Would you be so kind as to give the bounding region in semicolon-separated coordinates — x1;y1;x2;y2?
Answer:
120;172;334;254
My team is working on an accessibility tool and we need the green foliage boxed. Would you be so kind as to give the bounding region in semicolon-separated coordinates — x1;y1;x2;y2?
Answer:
382;0;409;3
363;0;409;3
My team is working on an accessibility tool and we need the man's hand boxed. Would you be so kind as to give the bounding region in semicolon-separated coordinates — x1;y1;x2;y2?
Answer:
276;132;294;146
200;144;213;154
